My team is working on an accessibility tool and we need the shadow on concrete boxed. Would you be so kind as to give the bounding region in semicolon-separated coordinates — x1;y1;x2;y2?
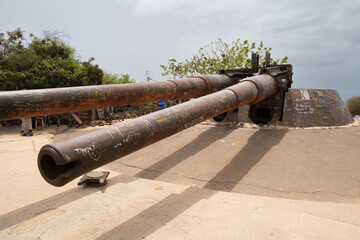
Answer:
0;174;134;231
204;129;288;191
135;127;234;180
95;187;215;240
96;129;287;239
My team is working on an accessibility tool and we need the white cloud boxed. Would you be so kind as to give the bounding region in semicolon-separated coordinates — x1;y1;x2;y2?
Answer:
133;0;186;16
133;0;255;16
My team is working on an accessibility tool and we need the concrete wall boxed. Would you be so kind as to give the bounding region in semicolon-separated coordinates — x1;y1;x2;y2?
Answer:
235;89;354;127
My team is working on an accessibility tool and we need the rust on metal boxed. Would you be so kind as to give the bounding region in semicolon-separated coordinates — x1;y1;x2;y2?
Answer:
37;74;279;187
0;75;233;121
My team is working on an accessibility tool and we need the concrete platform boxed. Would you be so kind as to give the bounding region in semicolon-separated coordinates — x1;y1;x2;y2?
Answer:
1;122;360;239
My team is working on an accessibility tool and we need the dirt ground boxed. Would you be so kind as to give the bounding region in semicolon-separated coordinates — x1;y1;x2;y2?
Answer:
0;120;360;239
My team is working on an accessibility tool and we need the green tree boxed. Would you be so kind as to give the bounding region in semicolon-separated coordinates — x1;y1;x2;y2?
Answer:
0;28;103;91
160;38;288;79
102;73;136;85
347;96;360;117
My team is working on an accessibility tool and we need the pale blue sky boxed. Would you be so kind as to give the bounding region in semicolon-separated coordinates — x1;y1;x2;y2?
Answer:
1;0;359;100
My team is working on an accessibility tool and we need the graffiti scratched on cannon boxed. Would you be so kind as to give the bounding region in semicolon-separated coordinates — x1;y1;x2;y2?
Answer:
74;143;102;161
122;131;141;145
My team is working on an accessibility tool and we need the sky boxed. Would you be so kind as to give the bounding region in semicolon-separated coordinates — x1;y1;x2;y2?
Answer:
0;0;359;100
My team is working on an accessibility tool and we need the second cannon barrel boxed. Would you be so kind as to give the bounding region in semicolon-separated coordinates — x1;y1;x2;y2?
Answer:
0;75;233;120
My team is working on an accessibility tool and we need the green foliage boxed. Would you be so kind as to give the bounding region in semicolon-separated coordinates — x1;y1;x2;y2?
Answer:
102;73;135;84
160;38;288;79
0;28;103;91
347;96;360;117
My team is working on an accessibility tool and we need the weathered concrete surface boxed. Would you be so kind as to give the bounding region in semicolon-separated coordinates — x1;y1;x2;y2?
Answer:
107;122;360;203
1;123;360;239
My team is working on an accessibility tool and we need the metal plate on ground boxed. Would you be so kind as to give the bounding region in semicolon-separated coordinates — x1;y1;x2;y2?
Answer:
78;171;110;187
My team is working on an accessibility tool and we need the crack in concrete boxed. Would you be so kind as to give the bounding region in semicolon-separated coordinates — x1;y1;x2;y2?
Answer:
303;213;360;228
0;150;36;154
0;172;34;181
31;140;38;154
9;208;64;235
0;140;24;143
112;162;360;199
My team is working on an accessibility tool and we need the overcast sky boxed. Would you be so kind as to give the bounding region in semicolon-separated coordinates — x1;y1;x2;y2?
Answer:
1;0;359;100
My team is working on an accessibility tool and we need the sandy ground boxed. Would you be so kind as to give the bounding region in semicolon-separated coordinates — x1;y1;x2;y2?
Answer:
0;120;360;239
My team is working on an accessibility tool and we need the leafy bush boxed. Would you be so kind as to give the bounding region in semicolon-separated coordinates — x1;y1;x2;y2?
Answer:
0;28;103;90
102;73;135;85
160;38;288;79
347;96;360;117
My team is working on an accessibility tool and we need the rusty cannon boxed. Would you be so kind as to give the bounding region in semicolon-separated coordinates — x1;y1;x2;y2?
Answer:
0;75;233;121
36;57;293;187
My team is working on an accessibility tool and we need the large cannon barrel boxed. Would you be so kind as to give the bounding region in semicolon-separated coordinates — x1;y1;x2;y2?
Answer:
38;74;278;186
0;75;233;121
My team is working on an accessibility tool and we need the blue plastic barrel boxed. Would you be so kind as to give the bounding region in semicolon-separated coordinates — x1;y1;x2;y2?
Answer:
158;100;165;110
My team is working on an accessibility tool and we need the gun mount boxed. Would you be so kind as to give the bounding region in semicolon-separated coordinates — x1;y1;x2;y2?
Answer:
0;53;293;186
38;58;292;186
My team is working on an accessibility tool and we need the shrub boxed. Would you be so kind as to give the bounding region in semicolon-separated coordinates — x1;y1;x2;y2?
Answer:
347;96;360;116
